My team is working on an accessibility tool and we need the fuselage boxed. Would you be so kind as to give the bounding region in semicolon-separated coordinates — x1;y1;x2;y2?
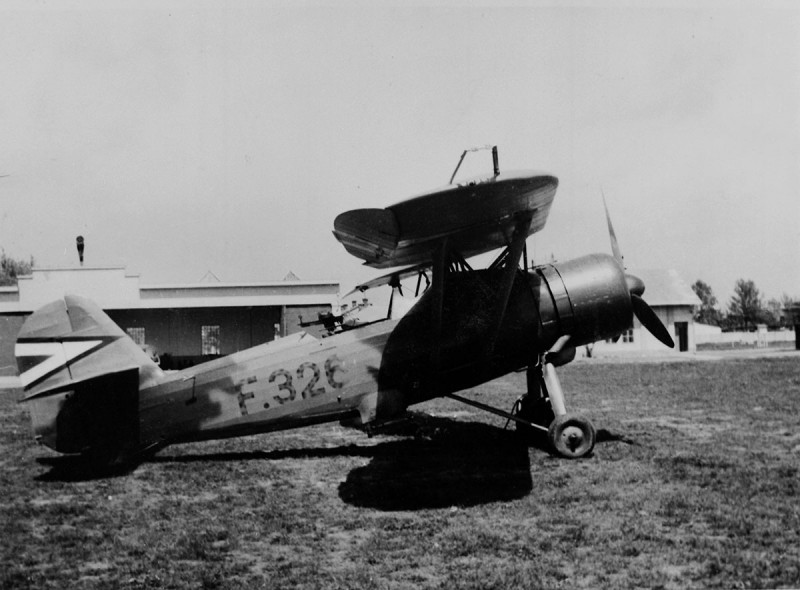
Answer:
138;320;394;447
135;254;633;452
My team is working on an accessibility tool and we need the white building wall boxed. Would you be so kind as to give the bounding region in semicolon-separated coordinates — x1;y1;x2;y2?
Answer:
0;267;340;313
589;304;696;355
14;267;142;311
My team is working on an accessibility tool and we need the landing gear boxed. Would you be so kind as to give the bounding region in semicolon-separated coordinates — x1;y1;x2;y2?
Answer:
515;358;596;459
514;364;554;429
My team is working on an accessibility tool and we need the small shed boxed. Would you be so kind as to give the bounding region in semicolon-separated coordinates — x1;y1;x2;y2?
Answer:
592;268;701;354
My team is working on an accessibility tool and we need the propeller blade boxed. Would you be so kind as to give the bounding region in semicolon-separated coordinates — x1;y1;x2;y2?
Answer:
602;191;624;267
601;192;672;348
631;294;675;348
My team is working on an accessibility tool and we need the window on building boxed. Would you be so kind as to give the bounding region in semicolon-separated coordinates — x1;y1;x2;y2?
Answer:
606;327;635;344
201;325;221;355
622;328;634;343
126;327;146;346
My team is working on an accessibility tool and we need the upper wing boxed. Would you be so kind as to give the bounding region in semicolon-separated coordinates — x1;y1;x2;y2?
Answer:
333;171;558;269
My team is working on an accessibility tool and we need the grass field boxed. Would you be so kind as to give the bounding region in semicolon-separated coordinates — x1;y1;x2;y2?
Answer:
1;357;799;589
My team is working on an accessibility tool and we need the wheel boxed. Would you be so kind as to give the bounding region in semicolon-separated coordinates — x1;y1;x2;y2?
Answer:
547;414;596;459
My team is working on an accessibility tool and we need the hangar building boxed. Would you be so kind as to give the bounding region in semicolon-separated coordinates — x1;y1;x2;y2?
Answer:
0;265;338;376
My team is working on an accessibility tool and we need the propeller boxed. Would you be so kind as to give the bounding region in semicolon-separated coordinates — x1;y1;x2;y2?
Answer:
603;193;675;349
603;190;624;265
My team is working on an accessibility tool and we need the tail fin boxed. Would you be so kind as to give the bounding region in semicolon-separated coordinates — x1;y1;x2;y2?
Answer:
15;295;164;457
15;294;163;398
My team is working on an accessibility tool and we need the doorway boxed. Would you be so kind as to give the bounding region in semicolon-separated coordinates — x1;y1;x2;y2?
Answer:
674;322;689;352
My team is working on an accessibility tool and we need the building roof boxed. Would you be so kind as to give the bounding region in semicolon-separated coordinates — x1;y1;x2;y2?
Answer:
0;265;339;313
631;268;701;307
0;262;698;313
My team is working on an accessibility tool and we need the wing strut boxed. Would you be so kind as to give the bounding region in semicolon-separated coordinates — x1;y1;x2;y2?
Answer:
482;213;533;361
429;239;449;386
386;274;402;319
415;271;430;297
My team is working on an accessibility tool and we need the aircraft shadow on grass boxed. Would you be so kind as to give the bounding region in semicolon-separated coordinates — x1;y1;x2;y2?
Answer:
336;417;535;510
153;415;538;510
34;456;137;482
334;418;636;511
34;414;635;505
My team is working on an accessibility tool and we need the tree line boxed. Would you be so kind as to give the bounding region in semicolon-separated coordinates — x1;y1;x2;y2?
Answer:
0;251;33;287
692;278;796;331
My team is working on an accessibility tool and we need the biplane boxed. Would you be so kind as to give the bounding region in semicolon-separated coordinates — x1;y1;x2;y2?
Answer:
15;146;673;467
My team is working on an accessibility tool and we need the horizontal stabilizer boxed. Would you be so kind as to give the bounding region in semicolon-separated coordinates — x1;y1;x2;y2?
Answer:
19;363;139;402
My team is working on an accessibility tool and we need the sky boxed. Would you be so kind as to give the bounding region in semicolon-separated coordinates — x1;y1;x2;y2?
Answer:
0;0;798;307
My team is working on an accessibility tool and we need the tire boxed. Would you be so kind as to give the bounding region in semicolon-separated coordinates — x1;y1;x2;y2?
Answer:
547;414;596;459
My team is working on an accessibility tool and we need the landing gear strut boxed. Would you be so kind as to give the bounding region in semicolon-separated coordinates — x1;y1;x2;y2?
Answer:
514;364;554;429
515;358;596;458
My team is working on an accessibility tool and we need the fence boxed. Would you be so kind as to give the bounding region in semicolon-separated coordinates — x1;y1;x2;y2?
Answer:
695;329;795;347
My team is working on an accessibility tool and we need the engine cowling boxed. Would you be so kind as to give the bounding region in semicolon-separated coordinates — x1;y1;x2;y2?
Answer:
530;253;635;349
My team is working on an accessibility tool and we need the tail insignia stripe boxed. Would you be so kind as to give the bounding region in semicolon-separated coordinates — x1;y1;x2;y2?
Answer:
15;339;108;388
